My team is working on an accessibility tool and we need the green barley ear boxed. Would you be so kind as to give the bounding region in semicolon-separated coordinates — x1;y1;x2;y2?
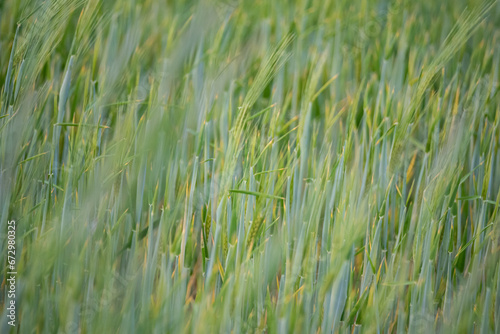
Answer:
246;216;264;251
220;33;294;195
203;203;212;240
222;231;228;259
1;24;19;114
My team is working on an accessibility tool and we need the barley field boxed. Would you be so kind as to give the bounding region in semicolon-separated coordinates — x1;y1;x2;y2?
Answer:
1;0;500;333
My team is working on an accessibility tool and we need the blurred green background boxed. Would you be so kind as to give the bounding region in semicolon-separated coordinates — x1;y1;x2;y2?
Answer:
1;0;500;332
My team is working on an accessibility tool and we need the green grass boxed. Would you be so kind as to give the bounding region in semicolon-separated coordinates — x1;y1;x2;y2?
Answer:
1;0;500;332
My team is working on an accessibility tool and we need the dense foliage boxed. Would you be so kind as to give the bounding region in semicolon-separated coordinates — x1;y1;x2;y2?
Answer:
1;0;500;332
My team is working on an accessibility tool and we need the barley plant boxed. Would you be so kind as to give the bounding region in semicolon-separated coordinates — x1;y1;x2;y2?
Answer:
1;0;500;332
